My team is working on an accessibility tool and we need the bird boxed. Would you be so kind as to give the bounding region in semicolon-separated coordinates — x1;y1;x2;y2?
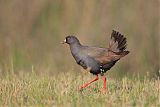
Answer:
61;30;129;92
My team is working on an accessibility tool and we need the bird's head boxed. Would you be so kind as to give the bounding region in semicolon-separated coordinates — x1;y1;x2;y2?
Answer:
61;36;80;45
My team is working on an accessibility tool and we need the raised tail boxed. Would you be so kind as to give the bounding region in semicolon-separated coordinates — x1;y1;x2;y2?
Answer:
108;30;129;56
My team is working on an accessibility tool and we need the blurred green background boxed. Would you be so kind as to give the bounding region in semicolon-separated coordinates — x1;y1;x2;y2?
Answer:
0;0;159;78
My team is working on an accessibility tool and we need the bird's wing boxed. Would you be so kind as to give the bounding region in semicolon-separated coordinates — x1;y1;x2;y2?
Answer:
81;46;122;64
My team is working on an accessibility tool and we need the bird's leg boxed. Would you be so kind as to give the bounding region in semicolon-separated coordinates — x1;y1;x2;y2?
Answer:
102;75;107;93
79;74;98;90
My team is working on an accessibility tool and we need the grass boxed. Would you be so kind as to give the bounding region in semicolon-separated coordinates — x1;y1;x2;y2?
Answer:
0;71;159;107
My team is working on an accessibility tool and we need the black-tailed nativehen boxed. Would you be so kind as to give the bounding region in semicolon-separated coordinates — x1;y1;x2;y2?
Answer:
61;30;129;92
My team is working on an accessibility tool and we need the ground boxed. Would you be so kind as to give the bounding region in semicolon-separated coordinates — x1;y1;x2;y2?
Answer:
0;71;159;107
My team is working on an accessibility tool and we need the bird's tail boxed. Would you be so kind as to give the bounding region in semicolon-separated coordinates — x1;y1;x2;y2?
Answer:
108;30;129;56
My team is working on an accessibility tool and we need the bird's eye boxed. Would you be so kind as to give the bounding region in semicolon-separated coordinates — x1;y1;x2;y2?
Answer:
67;36;72;40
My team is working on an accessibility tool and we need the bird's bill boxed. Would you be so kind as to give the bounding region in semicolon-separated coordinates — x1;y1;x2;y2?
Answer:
61;39;66;44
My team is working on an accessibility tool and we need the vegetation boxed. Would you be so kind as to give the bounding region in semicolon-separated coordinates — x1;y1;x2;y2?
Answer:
0;71;159;107
0;0;159;77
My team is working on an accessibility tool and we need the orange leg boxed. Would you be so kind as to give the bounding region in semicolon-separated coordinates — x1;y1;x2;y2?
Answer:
79;74;99;90
102;75;107;93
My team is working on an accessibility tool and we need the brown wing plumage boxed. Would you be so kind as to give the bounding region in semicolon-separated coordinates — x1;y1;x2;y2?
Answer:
80;30;129;65
95;51;123;64
81;46;121;64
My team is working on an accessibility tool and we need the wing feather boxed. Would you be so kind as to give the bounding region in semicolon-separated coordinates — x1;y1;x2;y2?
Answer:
81;46;121;64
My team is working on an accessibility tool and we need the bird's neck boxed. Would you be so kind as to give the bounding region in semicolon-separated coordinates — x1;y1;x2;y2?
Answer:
69;42;82;54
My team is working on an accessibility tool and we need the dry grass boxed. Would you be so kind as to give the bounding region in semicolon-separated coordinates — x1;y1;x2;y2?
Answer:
0;71;159;107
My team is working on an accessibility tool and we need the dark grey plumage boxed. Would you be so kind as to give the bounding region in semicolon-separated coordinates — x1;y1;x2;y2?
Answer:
63;30;129;76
